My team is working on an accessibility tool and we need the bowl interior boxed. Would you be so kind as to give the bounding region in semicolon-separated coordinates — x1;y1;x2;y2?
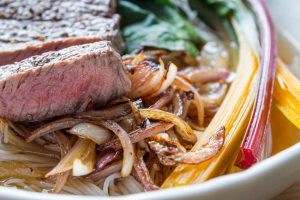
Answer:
0;31;299;200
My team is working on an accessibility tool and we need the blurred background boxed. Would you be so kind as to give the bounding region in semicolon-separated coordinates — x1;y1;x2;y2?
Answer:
267;0;300;42
267;1;300;199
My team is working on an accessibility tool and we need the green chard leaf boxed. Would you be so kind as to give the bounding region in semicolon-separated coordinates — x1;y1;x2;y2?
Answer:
118;0;206;56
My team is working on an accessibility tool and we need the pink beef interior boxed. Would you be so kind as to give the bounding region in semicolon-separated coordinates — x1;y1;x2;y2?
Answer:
0;41;131;121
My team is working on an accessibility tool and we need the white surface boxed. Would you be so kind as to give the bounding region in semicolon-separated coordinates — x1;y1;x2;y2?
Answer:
1;1;300;200
268;0;300;43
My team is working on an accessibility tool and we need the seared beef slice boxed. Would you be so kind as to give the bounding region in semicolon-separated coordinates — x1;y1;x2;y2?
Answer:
0;0;123;65
0;41;131;121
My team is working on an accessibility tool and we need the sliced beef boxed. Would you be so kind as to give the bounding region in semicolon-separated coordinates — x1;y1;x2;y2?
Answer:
0;0;116;20
0;41;131;122
0;0;123;66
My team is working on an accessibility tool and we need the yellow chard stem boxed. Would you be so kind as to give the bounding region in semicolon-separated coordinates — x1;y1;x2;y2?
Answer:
270;105;300;155
162;23;259;187
273;59;300;130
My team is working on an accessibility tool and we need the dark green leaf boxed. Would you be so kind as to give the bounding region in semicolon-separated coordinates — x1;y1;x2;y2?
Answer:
118;0;206;56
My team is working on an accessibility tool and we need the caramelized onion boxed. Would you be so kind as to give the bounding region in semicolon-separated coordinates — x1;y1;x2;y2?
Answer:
181;94;192;119
180;67;230;84
77;96;92;112
172;92;184;116
133;148;160;191
98;122;173;151
149;126;225;165
52;132;71;193
131;51;145;65
205;107;219;118
77;103;132;119
187;118;205;131
129;100;143;126
174;75;204;127
95;120;134;177
150;87;175;109
128;59;165;99
86;161;122;181
46;138;94;177
69;123;112;145
201;84;228;109
26;118;83;142
148;63;177;98
95;150;122;171
139;109;196;143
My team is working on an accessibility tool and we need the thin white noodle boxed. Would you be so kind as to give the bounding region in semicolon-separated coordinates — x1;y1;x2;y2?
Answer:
85;182;105;195
106;175;119;195
103;172;122;195
108;185;119;196
28;184;40;192
121;180;132;195
24;185;35;192
116;181;129;195
110;190;121;196
75;179;104;196
68;179;87;194
16;181;28;188
33;181;52;192
122;177;136;194
3;178;25;186
73;179;93;195
28;163;55;168
61;182;83;195
44;144;61;152
124;176;144;193
0;153;57;164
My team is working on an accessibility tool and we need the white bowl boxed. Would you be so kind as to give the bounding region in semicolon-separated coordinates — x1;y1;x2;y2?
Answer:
1;3;300;200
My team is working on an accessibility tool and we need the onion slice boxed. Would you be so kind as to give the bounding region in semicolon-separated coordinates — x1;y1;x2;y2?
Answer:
46;138;95;177
172;92;184;116
95;150;122;171
180;67;230;84
73;144;96;177
69;123;112;145
128;59;165;99
52;132;71;193
26;118;83;142
149;126;225;165
148;63;178;98
98;122;173;151
86;161;123;181
77;103;132;119
150;87;175;109
173;75;204;127
133;148;160;191
200;84;228;109
139;109;196;143
95;120;134;177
